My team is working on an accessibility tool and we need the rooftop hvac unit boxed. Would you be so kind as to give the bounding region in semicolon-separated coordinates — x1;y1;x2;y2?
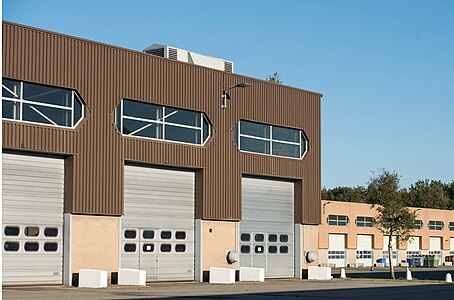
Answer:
144;44;234;73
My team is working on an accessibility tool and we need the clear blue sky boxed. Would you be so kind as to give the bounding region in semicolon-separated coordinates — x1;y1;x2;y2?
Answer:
3;0;454;189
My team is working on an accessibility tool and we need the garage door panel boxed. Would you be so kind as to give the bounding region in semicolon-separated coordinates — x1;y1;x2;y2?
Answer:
123;165;195;281
2;153;64;285
240;177;294;278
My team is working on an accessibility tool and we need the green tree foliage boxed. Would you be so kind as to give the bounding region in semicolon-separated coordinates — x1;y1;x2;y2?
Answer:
407;179;450;209
322;186;367;202
444;181;454;209
367;170;417;279
266;72;282;84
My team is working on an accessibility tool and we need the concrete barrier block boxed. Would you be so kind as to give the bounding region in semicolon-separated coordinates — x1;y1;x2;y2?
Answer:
79;269;107;288
118;268;146;286
375;263;385;268
444;262;453;266
239;267;265;282
400;262;409;267
209;267;235;284
308;266;332;280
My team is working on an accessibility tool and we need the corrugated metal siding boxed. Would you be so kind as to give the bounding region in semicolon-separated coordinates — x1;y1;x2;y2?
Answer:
2;21;321;224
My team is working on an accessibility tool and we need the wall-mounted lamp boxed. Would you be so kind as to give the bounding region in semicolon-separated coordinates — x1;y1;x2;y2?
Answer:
322;201;331;214
221;82;251;109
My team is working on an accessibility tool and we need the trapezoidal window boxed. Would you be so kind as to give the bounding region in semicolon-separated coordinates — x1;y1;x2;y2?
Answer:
233;120;308;159
2;78;84;128
115;99;210;146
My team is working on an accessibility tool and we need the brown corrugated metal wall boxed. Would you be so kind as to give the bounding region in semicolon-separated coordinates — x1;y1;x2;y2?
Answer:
2;21;322;224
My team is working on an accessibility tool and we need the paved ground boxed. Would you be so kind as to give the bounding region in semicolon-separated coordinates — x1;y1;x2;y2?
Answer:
3;278;454;300
332;266;454;280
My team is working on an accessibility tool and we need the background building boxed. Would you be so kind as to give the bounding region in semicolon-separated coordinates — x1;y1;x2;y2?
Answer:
2;21;322;285
319;200;454;268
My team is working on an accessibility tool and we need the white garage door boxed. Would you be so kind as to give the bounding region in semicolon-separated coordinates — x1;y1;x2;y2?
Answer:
328;234;346;268
2;152;64;285
122;165;195;281
429;236;442;265
383;236;398;266
240;177;294;278
356;235;373;267
407;236;421;258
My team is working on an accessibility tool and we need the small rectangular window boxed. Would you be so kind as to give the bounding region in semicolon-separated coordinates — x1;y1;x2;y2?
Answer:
268;245;278;253
25;227;39;237
428;221;444;231
175;244;186;253
356;216;374;228
268;234;278;242
413;220;423;230
280;235;289;243
161;231;172;239
143;230;155;239
142;244;154;253
44;228;58;237
4;226;20;236
280;246;289;254
161;244;172;252
124;243;136;252
328;215;349;226
4;241;20;252
241;233;251;242
255;234;264;242
255;245;264;254
44;242;58;252
449;222;454;231
25;242;39;252
124;230;137;239
175;231;186;240
241;245;250;253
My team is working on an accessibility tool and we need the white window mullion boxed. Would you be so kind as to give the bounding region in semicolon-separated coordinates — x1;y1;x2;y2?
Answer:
162;107;166;140
120;100;124;134
71;91;75;127
20;82;23;121
270;125;273;155
299;131;302;158
238;121;241;149
200;113;203;145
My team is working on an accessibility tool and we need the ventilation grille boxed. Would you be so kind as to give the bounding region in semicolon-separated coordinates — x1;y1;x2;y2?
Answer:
145;47;165;57
168;48;178;60
224;61;233;73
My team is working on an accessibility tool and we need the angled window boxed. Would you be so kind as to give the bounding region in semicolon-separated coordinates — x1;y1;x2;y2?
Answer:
356;216;374;227
413;220;423;230
234;120;308;159
115;99;210;146
2;79;84;128
328;215;349;226
428;221;444;231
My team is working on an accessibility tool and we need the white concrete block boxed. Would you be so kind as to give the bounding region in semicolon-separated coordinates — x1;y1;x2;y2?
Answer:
79;269;107;288
308;266;332;280
118;268;146;286
400;262;409;267
209;267;235;284
239;267;265;282
444;262;453;266
375;263;385;268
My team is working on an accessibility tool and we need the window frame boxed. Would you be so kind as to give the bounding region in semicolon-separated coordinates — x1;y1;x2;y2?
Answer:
2;79;84;129
355;216;374;228
117;99;211;146
449;222;454;231
236;120;309;160
327;215;349;226
428;221;444;231
413;220;424;230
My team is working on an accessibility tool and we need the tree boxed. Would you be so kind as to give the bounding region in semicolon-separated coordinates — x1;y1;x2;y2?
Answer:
407;179;450;209
266;72;282;84
322;186;367;203
367;170;417;279
444;181;454;209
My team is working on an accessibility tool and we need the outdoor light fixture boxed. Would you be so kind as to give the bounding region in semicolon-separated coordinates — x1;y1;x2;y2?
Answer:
221;82;251;109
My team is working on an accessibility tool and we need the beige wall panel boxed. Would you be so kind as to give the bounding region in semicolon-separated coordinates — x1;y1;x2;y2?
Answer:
71;215;119;281
202;220;238;270
302;225;319;268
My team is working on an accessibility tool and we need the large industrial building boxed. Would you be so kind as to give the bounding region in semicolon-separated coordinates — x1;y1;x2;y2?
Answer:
319;200;454;268
2;21;322;285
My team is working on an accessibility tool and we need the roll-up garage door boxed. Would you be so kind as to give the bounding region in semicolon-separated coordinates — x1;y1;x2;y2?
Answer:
383;236;398;266
328;234;346;267
429;237;442;265
2;152;64;285
356;235;373;267
122;165;195;281
240;177;294;278
407;236;421;258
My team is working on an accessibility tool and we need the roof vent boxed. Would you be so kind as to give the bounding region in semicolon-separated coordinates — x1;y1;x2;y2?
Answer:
144;44;234;73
